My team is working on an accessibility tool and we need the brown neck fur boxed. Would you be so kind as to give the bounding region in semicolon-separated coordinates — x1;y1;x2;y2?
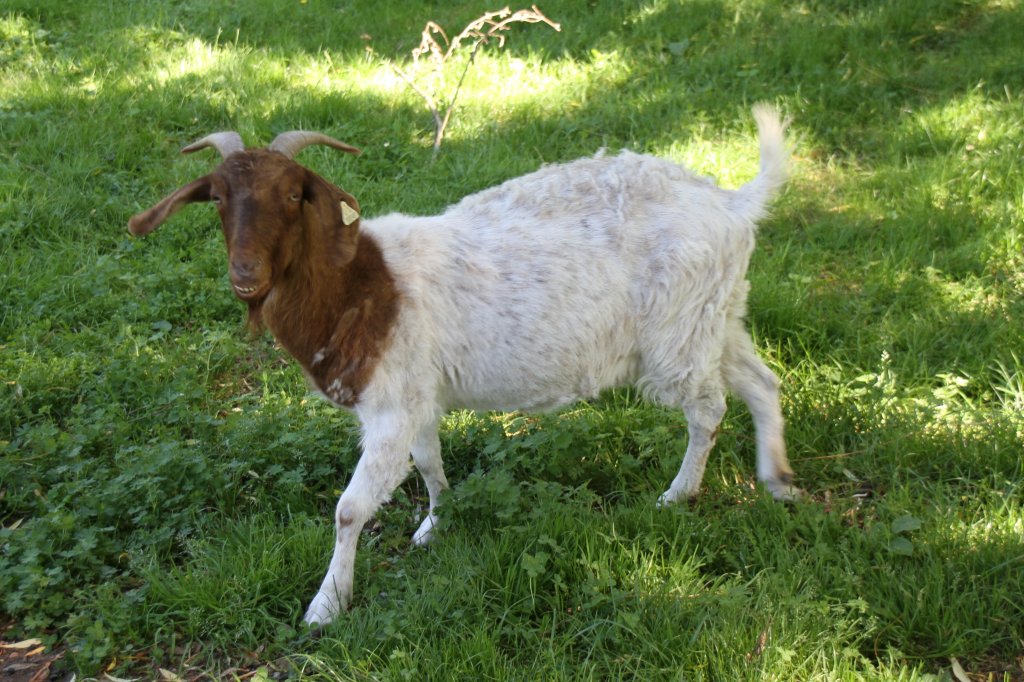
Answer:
258;232;400;406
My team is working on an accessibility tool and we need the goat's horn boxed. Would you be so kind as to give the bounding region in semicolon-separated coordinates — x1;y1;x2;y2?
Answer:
268;131;361;159
181;132;245;159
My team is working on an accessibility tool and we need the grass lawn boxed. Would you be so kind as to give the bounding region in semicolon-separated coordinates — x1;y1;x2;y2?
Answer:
1;0;1022;679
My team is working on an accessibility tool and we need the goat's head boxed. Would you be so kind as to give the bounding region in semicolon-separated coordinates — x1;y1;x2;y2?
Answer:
129;131;362;324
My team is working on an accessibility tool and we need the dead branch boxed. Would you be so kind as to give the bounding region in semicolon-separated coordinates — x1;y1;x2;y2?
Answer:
391;5;561;158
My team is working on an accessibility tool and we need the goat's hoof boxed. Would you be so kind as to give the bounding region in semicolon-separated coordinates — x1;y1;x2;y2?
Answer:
411;513;438;546
303;594;342;627
657;489;697;508
763;478;804;502
302;623;325;641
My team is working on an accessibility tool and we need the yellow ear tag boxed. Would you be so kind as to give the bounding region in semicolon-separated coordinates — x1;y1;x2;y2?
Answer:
340;201;360;226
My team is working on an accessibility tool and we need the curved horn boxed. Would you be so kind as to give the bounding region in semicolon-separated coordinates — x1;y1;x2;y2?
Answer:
181;131;246;159
268;131;361;159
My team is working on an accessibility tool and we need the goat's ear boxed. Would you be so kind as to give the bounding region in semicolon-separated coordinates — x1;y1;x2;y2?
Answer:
128;176;213;236
301;171;360;267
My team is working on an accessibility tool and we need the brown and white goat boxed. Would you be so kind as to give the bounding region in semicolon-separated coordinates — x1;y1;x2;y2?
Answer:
129;107;799;625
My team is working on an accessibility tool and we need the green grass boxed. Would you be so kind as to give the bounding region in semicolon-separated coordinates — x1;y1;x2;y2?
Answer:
2;0;1022;678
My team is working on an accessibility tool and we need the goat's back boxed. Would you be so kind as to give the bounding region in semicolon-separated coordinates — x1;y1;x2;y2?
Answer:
364;151;766;412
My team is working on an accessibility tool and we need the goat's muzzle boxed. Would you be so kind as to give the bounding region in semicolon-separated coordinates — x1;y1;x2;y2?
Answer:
229;258;270;301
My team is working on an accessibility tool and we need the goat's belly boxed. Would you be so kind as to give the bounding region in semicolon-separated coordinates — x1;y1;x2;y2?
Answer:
442;349;641;413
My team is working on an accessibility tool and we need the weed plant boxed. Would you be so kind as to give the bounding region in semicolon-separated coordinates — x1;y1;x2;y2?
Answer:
1;0;1022;679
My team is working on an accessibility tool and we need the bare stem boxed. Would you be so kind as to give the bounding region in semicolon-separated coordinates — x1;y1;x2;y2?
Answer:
392;5;561;159
432;41;484;157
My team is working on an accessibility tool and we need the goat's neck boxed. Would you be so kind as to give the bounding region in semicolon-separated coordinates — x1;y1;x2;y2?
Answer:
264;234;400;406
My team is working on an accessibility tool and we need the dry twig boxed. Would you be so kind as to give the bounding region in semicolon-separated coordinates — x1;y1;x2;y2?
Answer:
390;5;560;157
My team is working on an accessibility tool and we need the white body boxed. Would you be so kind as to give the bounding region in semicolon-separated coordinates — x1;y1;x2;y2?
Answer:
305;106;795;625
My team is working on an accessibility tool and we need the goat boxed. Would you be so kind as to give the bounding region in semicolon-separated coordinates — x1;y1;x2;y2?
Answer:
128;106;798;626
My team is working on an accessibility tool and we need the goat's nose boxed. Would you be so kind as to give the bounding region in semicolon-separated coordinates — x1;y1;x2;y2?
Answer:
230;258;264;279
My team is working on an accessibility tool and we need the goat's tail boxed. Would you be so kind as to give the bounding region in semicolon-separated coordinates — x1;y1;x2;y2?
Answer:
732;104;790;223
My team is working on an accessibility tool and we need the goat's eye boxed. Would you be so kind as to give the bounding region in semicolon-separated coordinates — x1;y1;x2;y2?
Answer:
288;192;301;203
211;195;223;205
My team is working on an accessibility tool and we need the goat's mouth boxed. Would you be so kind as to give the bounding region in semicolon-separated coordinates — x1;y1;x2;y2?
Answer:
231;281;270;301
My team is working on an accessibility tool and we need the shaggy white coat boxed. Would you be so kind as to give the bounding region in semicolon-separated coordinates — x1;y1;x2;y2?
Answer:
304;105;795;625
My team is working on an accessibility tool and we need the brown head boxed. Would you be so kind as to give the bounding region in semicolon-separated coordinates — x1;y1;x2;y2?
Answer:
128;131;362;327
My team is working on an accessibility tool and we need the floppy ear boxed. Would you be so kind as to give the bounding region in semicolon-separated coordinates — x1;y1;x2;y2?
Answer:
301;170;361;267
128;176;213;236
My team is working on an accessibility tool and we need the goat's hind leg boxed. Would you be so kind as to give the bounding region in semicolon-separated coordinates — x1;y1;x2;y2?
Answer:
723;331;801;500
410;423;449;546
658;382;727;505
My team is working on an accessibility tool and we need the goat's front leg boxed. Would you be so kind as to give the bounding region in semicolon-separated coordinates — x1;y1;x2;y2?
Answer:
303;421;413;626
410;423;449;546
